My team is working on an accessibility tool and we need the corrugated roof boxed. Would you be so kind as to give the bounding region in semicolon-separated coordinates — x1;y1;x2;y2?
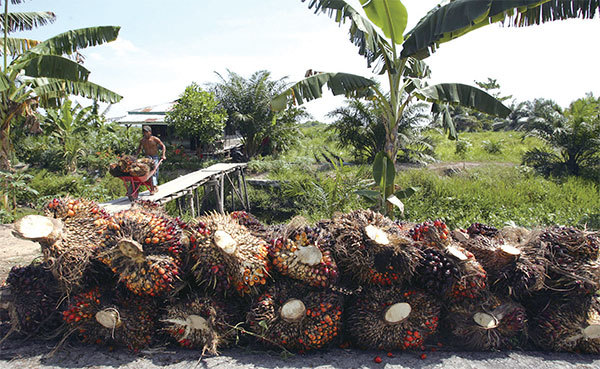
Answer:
115;101;178;125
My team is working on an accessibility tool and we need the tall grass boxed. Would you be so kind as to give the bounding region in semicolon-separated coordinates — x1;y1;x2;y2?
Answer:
429;130;548;163
396;165;600;230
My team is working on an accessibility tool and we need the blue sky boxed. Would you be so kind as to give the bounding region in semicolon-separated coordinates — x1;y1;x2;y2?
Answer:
12;0;600;121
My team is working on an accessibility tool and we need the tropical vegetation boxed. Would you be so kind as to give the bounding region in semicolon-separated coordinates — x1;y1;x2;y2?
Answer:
0;0;122;170
165;82;227;154
210;70;307;159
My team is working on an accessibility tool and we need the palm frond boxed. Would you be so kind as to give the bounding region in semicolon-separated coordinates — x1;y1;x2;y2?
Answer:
0;11;56;33
0;37;40;56
401;0;549;59
272;72;376;111
31;78;122;104
27;26;120;55
507;0;600;26
302;0;394;73
14;54;90;81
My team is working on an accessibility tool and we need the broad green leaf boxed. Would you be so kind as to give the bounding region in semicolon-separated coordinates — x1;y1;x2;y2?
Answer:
31;78;123;104
15;54;90;81
302;0;394;73
0;73;11;92
373;151;395;193
0;37;40;56
27;26;120;56
504;0;600;27
401;0;549;59
416;83;511;118
0;11;56;33
394;186;420;199
271;72;376;111
359;0;408;44
355;189;380;202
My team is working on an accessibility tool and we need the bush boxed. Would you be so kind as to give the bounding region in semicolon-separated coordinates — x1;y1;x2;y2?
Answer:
481;139;504;155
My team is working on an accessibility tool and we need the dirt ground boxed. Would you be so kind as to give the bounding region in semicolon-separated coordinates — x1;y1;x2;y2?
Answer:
0;224;42;281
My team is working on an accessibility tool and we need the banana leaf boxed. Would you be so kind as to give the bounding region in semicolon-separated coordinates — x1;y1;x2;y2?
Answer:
271;72;375;111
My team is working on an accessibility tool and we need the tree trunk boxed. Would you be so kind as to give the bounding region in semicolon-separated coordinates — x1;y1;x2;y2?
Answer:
0;125;11;171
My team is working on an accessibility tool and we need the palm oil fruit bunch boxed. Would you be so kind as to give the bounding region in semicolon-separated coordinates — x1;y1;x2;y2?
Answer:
458;229;521;279
528;227;600;299
414;247;460;293
63;287;157;352
96;209;184;297
489;244;547;302
247;279;343;352
2;262;64;337
467;222;499;237
530;298;600;353
269;224;338;288
230;211;268;240
409;219;451;247
21;197;114;294
189;212;270;296
444;293;528;350
538;226;600;263
161;294;239;355
345;286;441;351
326;209;422;287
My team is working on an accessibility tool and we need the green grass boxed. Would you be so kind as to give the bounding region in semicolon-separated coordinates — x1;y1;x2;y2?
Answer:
429;130;547;163
396;165;600;230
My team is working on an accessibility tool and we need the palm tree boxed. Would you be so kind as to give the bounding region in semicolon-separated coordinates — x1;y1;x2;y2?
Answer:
523;94;600;177
0;1;122;170
211;70;306;159
328;98;433;164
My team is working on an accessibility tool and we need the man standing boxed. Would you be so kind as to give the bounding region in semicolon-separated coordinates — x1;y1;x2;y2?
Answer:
136;125;166;194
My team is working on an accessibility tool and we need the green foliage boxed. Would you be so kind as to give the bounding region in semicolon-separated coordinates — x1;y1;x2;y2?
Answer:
329;98;433;164
481;139;504;155
166;82;227;147
266;161;371;222
454;139;472;159
396;165;600;230
211;70;306;159
431;131;544;163
0;171;38;216
523;93;600;177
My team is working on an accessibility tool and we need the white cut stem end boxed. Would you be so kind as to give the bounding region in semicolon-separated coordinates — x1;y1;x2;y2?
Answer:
214;230;237;255
295;245;323;266
365;225;390;245
384;302;411;324
473;312;499;329
14;215;63;246
281;299;306;323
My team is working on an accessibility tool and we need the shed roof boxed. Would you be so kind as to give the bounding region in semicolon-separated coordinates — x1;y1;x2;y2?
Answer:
114;101;177;125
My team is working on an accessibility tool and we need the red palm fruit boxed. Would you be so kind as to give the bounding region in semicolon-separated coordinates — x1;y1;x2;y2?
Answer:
321;210;422;288
346;286;441;351
444;293;528;350
190;212;270;296
63;287;157;351
269;221;338;288
247;279;343;352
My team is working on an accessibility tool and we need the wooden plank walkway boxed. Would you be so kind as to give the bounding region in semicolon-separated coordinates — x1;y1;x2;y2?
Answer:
100;163;248;214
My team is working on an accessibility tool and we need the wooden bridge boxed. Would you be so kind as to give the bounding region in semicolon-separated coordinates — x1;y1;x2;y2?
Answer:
100;163;249;215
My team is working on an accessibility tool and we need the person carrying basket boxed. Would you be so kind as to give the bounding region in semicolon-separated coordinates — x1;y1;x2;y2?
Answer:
136;125;166;194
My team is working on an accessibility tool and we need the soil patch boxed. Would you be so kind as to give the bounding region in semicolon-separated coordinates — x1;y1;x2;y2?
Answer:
0;224;42;281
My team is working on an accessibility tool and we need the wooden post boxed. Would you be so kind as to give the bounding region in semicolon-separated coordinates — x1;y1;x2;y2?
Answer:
219;174;225;213
241;169;250;211
230;174;235;210
189;190;196;218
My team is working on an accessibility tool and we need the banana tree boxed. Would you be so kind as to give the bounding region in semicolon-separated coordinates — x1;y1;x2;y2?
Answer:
272;0;598;213
0;2;122;170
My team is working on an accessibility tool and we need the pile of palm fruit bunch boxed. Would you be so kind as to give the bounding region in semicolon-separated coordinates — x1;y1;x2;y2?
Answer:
4;197;600;356
109;155;155;178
